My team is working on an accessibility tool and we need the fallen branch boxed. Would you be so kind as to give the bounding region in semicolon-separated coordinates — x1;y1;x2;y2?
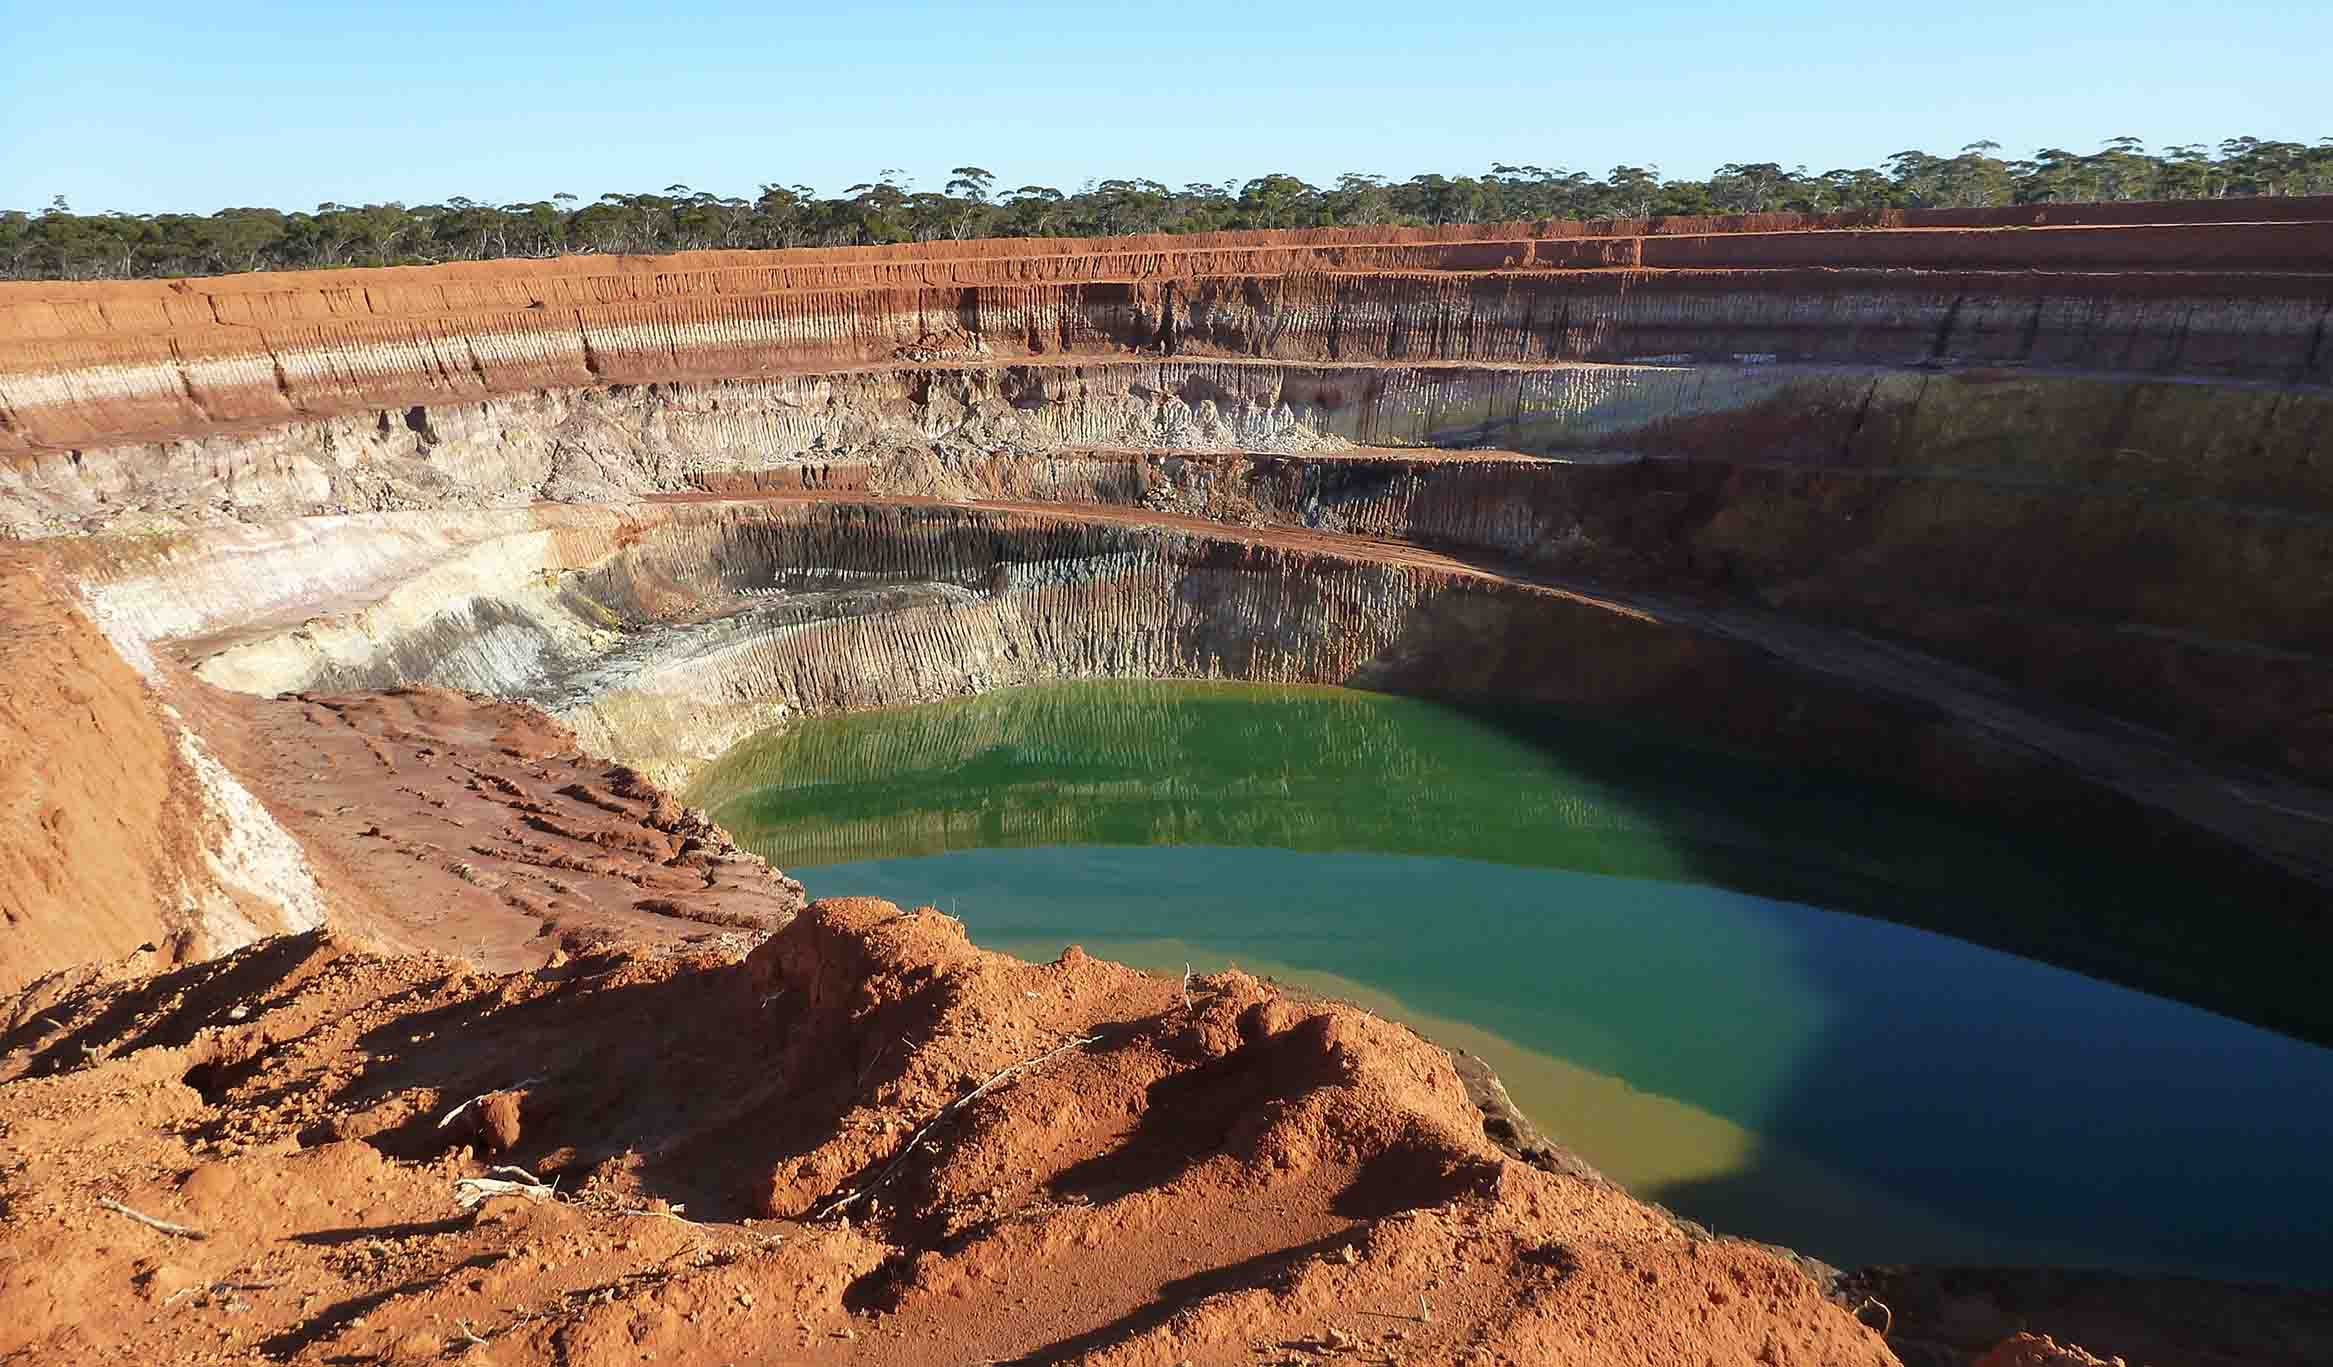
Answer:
1849;1294;1893;1337
99;1197;207;1241
437;1075;545;1129
818;1033;1098;1219
453;1165;556;1211
856;1038;894;1090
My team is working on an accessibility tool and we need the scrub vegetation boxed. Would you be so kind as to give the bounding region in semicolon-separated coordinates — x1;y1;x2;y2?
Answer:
6;134;2329;279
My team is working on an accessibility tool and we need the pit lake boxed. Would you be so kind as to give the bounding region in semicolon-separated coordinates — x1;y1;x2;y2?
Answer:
690;681;2333;1283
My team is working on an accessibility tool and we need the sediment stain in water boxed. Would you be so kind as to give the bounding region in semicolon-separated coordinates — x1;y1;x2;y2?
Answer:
694;681;2333;1282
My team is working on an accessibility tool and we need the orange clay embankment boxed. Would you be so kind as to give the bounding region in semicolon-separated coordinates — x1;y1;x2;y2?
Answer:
0;544;800;996
0;557;213;988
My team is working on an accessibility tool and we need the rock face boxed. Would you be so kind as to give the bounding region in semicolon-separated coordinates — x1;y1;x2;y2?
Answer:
6;202;2331;1003
6;204;2331;790
5;202;2331;457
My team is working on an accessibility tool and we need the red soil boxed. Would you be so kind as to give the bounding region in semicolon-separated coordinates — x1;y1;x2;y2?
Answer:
0;556;218;992
0;897;1897;1366
213;687;804;968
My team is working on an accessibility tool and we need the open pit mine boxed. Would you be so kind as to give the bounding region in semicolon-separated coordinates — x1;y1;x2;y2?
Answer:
2;202;2331;1366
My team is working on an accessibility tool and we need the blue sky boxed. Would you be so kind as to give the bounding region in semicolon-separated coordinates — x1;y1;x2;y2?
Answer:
6;0;2325;213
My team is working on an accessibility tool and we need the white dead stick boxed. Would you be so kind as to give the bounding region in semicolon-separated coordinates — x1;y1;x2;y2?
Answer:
819;1033;1098;1219
1849;1295;1893;1337
453;1165;556;1212
437;1075;545;1129
99;1197;207;1241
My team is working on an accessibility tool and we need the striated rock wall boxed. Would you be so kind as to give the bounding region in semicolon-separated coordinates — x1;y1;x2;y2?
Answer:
6;205;2328;776
7;262;2327;459
6;203;2331;457
57;352;2306;774
64;497;2327;899
7;206;2331;972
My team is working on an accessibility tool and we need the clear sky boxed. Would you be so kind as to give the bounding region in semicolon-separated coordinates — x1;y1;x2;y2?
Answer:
5;0;2325;214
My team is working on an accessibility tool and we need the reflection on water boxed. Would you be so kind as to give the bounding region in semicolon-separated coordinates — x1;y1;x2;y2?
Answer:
694;681;2333;1282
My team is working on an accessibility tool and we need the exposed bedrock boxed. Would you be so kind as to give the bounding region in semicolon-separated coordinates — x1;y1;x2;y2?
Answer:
20;356;2328;781
53;492;2329;1043
6;205;2332;457
70;495;2327;881
8;204;2332;995
12;357;2331;525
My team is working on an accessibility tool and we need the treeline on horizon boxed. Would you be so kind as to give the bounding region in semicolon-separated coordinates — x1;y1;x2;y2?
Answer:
6;136;2330;281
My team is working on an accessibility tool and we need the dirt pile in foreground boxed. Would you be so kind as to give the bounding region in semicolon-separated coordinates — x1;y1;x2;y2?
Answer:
0;901;1895;1366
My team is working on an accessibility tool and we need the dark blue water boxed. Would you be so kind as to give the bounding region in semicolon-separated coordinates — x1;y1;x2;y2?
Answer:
695;682;2333;1282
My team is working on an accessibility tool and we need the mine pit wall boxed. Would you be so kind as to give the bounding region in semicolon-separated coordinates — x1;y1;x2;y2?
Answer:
7;224;2333;457
1012;370;2333;777
9;211;2333;926
14;355;2330;545
30;350;2323;778
8;216;2328;775
78;496;2276;853
129;497;2097;808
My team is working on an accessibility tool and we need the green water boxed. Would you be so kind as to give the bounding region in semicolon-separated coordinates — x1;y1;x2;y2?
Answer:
693;681;2333;1283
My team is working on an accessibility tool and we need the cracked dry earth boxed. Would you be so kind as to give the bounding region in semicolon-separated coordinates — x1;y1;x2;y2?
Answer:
0;897;1893;1367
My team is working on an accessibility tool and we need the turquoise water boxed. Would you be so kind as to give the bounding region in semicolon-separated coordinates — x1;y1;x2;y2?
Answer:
694;681;2333;1283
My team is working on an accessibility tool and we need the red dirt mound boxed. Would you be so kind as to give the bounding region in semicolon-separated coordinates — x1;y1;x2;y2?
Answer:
0;903;1895;1365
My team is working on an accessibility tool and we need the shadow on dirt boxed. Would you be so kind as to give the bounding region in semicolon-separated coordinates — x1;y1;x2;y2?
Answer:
1012;1231;1360;1366
2;933;336;1078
